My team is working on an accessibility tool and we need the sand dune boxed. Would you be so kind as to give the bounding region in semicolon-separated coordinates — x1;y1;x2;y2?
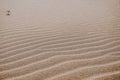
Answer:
0;0;120;80
0;27;120;80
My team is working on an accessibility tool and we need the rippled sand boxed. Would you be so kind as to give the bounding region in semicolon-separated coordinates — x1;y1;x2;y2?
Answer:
0;0;120;80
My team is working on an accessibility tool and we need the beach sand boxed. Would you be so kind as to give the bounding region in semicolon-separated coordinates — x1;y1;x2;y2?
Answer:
0;0;120;80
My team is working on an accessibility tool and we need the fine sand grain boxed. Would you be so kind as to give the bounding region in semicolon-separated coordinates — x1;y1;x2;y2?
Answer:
0;0;120;80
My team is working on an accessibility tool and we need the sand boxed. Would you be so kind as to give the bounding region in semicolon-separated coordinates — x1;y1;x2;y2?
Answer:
0;0;120;80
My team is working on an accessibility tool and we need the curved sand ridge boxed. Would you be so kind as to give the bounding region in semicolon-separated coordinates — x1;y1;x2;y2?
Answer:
0;26;120;80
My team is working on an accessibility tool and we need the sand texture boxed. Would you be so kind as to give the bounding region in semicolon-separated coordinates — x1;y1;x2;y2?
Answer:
0;0;120;80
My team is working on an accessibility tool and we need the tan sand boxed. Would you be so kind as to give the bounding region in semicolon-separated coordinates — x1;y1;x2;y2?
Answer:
0;0;120;80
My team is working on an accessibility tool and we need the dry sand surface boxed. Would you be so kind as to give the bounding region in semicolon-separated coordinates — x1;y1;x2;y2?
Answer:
0;0;120;80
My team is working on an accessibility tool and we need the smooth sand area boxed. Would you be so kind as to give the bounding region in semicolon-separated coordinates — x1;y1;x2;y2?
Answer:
0;0;120;80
